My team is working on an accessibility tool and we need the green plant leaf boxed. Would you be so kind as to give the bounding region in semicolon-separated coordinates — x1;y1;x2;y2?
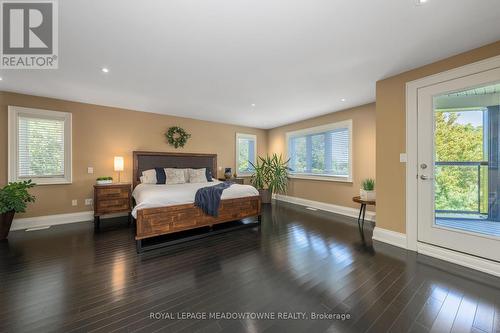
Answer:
0;180;36;214
361;178;375;191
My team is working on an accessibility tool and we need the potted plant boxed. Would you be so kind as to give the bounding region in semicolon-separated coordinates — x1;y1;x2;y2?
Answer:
96;176;113;185
250;154;289;204
0;180;36;240
360;178;376;201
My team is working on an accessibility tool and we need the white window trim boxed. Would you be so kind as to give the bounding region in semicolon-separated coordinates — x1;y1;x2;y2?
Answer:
285;120;353;183
236;133;257;176
8;106;73;185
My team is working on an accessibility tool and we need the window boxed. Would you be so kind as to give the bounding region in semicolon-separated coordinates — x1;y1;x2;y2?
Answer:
286;120;352;182
236;133;257;175
8;106;72;184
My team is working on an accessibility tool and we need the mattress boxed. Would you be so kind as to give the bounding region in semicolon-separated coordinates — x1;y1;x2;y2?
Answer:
131;180;259;218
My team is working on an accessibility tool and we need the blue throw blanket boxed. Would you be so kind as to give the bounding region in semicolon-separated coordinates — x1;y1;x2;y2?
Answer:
194;182;233;217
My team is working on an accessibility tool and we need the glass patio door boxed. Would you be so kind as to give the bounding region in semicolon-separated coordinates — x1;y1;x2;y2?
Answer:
417;67;500;262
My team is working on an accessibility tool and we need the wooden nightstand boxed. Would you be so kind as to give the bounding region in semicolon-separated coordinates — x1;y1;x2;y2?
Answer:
93;183;132;230
218;177;245;184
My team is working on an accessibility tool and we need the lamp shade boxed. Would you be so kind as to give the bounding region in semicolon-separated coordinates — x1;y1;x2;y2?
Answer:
114;156;124;172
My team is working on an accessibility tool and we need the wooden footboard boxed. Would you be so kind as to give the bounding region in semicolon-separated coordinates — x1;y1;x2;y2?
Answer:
135;195;261;240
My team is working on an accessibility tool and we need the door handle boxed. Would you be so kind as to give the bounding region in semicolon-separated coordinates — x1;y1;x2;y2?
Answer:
420;174;432;180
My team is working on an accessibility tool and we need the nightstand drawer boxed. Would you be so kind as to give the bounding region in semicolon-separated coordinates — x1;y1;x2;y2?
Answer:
96;187;129;199
97;198;130;212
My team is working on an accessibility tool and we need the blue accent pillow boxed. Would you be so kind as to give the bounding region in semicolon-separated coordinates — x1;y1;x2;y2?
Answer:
206;168;213;182
155;167;167;184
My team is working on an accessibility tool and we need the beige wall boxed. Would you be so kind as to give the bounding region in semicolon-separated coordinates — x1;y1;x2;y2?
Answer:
6;40;499;223
268;103;376;210
0;92;268;218
376;40;500;234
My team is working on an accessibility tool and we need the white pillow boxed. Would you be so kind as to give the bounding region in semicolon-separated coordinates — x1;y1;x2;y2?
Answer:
141;169;157;184
165;168;186;184
181;168;190;183
188;168;208;183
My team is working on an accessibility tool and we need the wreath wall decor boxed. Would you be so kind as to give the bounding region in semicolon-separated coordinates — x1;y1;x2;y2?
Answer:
165;126;191;148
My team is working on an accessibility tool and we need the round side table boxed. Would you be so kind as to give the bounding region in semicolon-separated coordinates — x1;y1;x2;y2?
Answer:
352;196;376;243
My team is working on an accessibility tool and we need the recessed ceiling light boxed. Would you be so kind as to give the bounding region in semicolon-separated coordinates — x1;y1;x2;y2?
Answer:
101;67;109;73
416;0;428;4
340;98;346;102
0;77;3;81
251;104;256;107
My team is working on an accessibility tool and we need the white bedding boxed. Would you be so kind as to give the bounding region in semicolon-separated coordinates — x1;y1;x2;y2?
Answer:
132;180;259;218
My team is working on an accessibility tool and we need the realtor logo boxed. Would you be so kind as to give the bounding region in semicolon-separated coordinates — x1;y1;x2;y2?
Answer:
1;0;58;69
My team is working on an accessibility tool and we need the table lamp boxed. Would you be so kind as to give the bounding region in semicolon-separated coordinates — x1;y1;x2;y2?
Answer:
114;156;124;183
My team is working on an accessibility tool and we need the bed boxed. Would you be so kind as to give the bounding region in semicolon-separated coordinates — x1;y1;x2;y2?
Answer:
132;151;262;252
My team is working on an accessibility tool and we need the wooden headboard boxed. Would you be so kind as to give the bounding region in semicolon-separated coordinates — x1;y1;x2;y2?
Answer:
132;151;217;188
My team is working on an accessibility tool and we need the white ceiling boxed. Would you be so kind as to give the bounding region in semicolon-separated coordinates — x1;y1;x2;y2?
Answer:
1;0;500;129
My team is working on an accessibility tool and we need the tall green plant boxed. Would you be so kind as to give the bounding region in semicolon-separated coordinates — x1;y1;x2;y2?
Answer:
0;180;36;214
250;154;290;195
249;158;266;190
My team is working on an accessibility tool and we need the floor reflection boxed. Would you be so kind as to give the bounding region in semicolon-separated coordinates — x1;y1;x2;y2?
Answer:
111;252;127;299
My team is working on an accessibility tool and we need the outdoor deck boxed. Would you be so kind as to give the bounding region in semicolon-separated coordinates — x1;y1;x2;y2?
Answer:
436;218;500;237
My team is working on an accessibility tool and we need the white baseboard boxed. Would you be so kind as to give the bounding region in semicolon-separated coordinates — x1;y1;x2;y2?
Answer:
417;242;500;277
372;227;407;249
11;211;128;231
11;211;93;231
274;194;376;222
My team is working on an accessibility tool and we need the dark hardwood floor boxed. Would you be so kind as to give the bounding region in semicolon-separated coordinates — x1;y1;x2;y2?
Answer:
1;202;500;333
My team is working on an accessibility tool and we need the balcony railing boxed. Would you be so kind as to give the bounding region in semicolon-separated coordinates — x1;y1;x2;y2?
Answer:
435;161;488;215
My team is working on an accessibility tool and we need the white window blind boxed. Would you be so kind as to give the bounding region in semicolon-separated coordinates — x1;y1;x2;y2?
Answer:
236;133;257;175
287;120;352;181
9;106;72;184
18;116;65;178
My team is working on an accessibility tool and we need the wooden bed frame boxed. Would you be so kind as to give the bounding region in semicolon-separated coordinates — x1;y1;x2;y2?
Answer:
132;151;262;252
